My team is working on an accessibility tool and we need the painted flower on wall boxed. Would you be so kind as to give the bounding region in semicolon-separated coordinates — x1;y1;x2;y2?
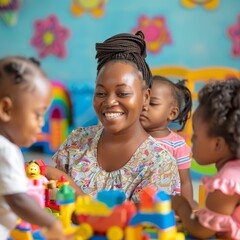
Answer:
227;15;240;58
71;0;108;18
31;15;70;59
0;0;20;26
181;0;219;10
132;15;171;54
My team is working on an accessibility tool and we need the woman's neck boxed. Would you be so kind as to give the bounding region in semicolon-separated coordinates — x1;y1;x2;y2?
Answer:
102;124;149;143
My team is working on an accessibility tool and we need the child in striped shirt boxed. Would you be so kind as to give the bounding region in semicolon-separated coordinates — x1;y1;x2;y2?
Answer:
140;75;195;207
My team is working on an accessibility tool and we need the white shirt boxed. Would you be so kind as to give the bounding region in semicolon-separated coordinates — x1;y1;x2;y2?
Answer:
0;135;28;239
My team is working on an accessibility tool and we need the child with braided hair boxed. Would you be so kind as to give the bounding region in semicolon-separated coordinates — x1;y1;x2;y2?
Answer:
46;31;180;203
140;75;195;207
0;56;64;239
171;78;240;239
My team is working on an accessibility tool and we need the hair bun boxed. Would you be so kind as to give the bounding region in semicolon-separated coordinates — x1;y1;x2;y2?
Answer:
135;30;145;40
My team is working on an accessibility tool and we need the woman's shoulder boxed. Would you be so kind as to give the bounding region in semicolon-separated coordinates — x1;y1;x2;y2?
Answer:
144;135;176;160
71;125;102;137
62;125;103;147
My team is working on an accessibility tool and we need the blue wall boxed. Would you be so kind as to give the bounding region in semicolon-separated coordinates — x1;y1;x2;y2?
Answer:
1;0;239;87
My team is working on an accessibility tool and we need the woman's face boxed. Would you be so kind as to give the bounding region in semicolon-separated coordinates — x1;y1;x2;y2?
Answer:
93;61;149;134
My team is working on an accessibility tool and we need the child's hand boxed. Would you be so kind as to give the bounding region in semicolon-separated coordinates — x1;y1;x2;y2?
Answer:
41;219;65;240
171;195;189;215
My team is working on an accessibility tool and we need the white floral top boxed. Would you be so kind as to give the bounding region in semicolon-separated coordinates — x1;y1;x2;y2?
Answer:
52;125;180;202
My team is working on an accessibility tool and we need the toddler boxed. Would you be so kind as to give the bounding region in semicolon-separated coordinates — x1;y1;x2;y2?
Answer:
172;78;240;239
140;75;195;207
0;56;64;239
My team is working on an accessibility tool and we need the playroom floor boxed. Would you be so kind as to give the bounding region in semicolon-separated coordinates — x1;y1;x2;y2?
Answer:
23;151;202;203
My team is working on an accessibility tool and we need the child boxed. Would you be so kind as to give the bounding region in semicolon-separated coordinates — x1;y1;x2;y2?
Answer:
0;56;64;240
172;78;240;239
140;75;195;207
46;31;180;203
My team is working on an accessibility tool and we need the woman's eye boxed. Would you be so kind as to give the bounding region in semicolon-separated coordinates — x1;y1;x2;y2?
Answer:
95;92;106;97
118;92;129;97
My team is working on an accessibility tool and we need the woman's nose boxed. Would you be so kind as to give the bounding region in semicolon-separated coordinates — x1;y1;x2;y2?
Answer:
104;95;118;107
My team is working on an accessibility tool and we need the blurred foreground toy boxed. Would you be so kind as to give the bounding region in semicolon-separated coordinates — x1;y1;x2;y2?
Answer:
10;169;185;240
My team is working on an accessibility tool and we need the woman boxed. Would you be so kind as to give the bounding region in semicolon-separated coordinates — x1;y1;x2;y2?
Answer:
46;31;180;203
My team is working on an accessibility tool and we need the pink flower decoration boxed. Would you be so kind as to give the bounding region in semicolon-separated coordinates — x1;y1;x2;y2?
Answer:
132;15;171;54
31;15;70;59
227;15;240;58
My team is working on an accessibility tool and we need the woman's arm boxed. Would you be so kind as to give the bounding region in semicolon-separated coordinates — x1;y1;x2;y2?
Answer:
45;165;85;197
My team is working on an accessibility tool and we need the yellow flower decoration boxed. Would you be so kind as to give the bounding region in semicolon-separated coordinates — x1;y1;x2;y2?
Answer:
181;0;219;10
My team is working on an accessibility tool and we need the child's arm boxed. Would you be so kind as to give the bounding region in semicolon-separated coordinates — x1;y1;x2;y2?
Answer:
179;168;197;209
45;165;85;197
4;193;65;239
172;194;215;238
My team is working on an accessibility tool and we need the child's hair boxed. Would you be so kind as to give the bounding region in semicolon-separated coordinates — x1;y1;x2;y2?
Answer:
95;31;152;88
197;78;240;158
0;56;46;93
152;75;192;131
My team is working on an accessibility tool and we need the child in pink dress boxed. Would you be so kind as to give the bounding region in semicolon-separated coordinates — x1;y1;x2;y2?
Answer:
171;78;240;239
140;75;195;207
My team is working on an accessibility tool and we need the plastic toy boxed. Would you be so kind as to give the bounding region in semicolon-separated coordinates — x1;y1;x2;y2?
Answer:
9;179;46;240
9;184;185;239
26;160;48;185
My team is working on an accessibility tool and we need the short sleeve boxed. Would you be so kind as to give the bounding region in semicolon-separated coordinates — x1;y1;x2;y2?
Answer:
52;127;85;173
197;207;240;239
51;125;102;174
0;142;27;195
202;161;240;195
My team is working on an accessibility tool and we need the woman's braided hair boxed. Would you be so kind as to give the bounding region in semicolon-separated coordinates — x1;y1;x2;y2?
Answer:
198;78;240;158
95;31;152;88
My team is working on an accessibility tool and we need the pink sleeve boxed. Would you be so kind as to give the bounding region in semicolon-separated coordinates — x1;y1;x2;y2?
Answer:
174;142;191;169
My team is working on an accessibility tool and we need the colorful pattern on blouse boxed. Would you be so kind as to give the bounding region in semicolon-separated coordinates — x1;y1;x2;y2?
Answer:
52;125;180;202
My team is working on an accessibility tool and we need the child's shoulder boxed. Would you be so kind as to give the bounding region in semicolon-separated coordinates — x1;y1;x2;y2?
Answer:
165;129;187;142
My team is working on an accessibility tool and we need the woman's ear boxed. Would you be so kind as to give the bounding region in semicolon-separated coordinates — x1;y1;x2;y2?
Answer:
0;97;13;122
168;106;179;121
142;88;150;110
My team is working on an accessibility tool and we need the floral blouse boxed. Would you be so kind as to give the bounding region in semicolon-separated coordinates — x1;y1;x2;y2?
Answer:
52;125;180;203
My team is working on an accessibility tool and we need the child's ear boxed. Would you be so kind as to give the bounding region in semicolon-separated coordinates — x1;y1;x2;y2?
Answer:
143;88;150;110
0;97;13;122
168;106;179;121
215;137;228;153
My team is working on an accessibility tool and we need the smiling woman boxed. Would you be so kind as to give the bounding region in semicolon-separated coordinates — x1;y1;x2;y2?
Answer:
45;31;180;203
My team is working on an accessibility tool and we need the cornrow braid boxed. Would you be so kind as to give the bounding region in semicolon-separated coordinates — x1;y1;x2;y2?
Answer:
0;56;45;85
198;78;240;158
95;31;152;88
